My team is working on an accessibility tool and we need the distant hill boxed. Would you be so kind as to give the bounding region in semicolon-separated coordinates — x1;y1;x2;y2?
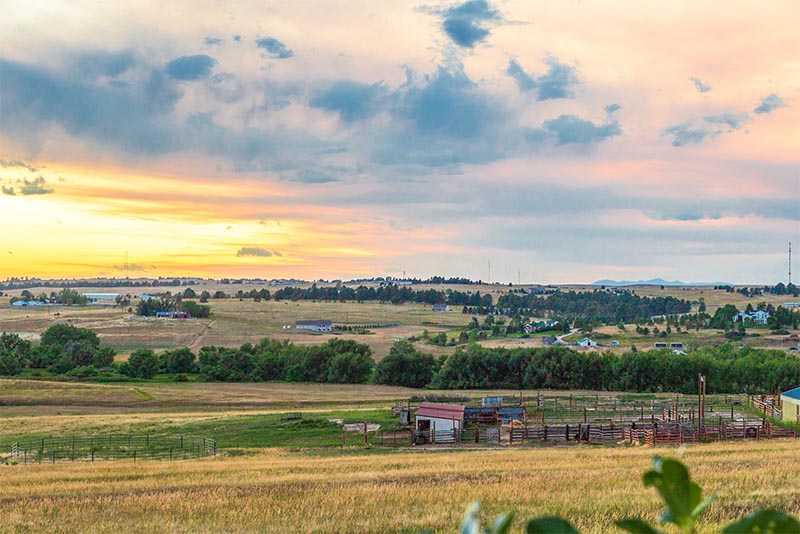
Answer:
592;278;730;287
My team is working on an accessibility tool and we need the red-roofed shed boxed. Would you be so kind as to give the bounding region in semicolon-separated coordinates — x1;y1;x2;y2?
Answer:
414;402;465;434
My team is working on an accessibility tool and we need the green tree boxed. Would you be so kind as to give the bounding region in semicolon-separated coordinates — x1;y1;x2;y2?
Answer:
326;351;374;383
125;349;158;379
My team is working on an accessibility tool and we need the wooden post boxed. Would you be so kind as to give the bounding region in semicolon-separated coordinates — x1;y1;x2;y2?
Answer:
475;426;479;443
342;426;346;447
364;422;368;446
566;424;570;441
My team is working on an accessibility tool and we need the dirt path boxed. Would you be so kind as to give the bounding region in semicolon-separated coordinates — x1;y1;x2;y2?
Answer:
188;319;217;351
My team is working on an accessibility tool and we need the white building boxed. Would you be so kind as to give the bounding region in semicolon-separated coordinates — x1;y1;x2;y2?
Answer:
736;310;770;325
414;402;465;434
295;319;332;332
576;338;599;347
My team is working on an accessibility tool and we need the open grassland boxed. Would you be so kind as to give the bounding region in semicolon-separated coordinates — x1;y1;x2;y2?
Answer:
0;295;472;358
1;441;798;533
2;282;798;358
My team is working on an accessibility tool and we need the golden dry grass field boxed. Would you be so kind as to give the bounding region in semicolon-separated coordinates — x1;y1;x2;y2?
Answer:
1;379;798;533
1;441;799;533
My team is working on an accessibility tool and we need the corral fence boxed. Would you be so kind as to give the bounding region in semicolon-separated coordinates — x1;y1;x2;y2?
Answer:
410;419;796;447
9;435;217;464
747;395;782;420
640;419;796;446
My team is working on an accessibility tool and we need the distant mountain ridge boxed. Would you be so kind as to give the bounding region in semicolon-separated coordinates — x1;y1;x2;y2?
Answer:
592;278;731;287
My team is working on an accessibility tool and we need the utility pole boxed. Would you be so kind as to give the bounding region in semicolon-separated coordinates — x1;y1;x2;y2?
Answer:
789;240;792;285
488;260;491;284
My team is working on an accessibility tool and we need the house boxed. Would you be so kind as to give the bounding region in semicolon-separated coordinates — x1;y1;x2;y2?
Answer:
432;303;450;312
784;302;800;309
654;342;668;348
576;338;598;348
415;402;465;434
669;342;683;349
736;310;771;325
523;320;558;334
295;319;332;332
780;387;800;423
541;335;556;346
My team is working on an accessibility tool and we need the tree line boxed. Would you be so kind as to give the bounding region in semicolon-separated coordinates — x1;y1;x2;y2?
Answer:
2;326;799;394
495;290;692;324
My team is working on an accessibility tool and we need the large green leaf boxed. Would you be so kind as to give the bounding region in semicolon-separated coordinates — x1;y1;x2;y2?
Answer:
525;517;579;534
722;509;800;534
642;456;710;532
615;518;663;534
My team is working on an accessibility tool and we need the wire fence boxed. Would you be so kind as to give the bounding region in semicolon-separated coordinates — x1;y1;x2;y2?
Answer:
10;435;216;464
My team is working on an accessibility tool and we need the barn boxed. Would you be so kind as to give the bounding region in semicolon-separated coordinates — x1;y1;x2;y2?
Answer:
414;402;465;434
780;387;800;424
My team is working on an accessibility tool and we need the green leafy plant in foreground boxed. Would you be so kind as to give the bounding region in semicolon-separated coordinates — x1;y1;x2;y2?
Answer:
460;457;799;534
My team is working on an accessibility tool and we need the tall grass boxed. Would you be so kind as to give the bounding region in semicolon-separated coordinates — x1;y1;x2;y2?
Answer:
1;440;798;533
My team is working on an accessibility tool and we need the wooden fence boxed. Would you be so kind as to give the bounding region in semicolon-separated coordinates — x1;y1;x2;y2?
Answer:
748;395;782;420
409;418;797;448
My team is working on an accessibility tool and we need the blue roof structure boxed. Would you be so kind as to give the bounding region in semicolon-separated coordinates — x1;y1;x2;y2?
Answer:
782;387;800;401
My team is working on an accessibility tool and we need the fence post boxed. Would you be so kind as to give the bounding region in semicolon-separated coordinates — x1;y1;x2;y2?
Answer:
364;422;369;446
475;426;479;443
170;448;173;461
91;450;95;462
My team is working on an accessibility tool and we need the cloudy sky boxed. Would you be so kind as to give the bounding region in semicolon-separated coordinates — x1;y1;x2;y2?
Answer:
1;0;798;283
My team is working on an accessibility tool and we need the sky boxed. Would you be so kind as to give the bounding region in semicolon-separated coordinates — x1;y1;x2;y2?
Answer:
0;0;798;284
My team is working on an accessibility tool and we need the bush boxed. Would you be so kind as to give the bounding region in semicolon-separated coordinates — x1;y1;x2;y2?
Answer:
0;352;24;376
65;365;99;378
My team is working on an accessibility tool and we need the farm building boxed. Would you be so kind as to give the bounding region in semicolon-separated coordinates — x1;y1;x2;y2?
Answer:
432;303;450;312
156;311;190;319
576;338;598;347
669;342;683;349
295;319;332;332
414;402;465;433
780;387;800;423
654;342;667;348
11;300;44;307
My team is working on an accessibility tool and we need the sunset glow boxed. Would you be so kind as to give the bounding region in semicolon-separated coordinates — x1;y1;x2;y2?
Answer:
1;0;798;282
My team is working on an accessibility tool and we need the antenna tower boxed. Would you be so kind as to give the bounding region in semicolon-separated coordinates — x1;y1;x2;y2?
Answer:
790;240;792;285
124;251;129;279
488;260;491;284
